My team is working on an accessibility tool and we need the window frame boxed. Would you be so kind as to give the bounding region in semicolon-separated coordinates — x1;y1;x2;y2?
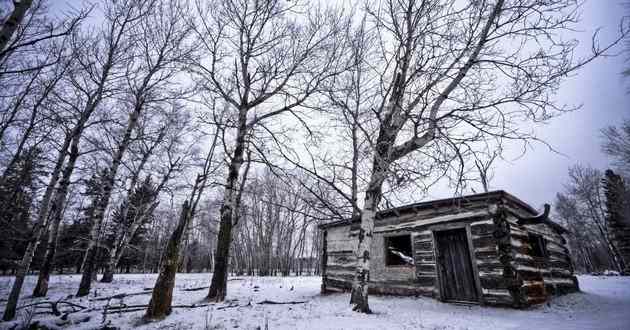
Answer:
384;234;414;267
528;233;548;259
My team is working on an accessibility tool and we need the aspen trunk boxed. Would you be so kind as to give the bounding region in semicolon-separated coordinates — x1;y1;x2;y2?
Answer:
33;134;81;297
0;0;33;60
2;133;71;321
206;204;235;301
144;202;190;320
102;202;155;282
207;108;248;301
101;259;115;283
77;107;141;296
101;249;118;283
349;172;384;313
101;133;163;283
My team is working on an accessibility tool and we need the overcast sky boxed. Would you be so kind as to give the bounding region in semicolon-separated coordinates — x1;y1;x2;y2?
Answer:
465;1;630;208
30;0;630;210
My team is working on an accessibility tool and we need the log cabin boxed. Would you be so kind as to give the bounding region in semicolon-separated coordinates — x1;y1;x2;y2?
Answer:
319;190;579;308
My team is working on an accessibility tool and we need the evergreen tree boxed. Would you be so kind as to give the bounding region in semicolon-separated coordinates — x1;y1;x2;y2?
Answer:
105;176;157;274
603;169;630;274
56;169;107;273
0;147;41;274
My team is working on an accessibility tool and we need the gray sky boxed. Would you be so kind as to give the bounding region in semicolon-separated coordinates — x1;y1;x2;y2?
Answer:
470;1;630;208
37;0;630;210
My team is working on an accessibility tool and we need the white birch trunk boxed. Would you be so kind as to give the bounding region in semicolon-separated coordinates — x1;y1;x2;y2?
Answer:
2;132;71;321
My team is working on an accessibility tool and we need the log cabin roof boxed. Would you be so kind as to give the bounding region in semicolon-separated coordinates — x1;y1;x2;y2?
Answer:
318;190;567;233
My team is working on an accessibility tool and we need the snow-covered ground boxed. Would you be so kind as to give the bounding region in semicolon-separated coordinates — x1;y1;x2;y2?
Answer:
1;274;628;329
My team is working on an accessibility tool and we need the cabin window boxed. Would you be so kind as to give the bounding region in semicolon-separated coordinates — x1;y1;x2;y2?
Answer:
528;233;548;258
385;235;413;266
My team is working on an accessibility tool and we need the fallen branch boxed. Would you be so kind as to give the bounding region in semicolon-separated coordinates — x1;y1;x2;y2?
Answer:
91;291;152;301
180;279;244;292
181;286;209;292
17;300;87;316
216;301;252;310
58;301;88;311
103;303;217;314
256;300;307;305
104;307;146;315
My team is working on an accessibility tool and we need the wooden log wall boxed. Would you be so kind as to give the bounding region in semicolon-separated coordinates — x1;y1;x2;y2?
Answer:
504;204;579;306
322;225;356;292
471;217;515;306
323;224;433;296
320;193;579;309
608;216;630;275
413;230;437;297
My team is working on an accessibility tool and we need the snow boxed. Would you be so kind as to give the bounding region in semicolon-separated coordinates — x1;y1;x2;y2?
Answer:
1;274;629;329
388;248;415;265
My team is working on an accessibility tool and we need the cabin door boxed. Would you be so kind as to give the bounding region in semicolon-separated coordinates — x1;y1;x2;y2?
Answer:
435;228;479;303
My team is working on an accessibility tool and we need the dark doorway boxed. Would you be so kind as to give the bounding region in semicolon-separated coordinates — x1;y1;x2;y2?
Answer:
435;228;479;303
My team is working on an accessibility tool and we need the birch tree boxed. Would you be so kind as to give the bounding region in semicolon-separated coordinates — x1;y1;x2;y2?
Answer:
75;0;193;296
1;6;89;321
0;0;145;308
602;119;630;176
144;124;220;320
191;0;345;301
0;0;33;54
101;106;191;282
0;0;85;66
335;0;627;313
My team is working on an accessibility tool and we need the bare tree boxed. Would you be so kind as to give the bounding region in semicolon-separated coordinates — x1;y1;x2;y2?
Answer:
566;165;625;271
31;132;81;297
98;1;194;283
555;192;598;273
555;164;630;273
101;106;191;282
0;0;87;74
602;119;630;176
473;149;501;193
76;0;193;296
328;0;628;313
0;0;33;54
144;126;220;320
190;0;345;301
1;4;88;320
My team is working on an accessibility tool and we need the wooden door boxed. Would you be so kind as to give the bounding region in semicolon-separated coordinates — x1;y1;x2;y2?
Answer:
435;228;478;303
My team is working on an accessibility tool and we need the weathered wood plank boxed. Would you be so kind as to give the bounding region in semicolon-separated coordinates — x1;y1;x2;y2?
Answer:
474;249;498;260
375;210;490;233
472;236;496;249
470;223;495;235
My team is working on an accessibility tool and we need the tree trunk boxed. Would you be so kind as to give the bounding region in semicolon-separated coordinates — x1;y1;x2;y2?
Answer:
144;202;190;319
206;108;248;301
77;107;141;296
2;133;71;321
349;172;384;313
101;261;115;283
101;202;155;283
0;0;33;60
33;134;81;297
206;208;234;301
77;246;98;297
101;130;165;283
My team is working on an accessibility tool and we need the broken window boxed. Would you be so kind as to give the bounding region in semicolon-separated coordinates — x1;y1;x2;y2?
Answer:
528;233;548;258
385;235;413;266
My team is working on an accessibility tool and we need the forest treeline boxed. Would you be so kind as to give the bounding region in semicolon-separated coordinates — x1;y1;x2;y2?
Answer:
1;0;628;321
554;121;630;275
